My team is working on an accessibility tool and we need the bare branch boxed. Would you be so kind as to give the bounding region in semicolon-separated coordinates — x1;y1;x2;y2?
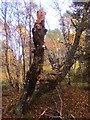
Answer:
71;18;77;28
37;108;48;120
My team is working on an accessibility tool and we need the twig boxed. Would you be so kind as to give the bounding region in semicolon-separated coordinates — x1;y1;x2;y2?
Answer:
71;19;77;29
37;108;48;120
70;114;76;119
56;86;63;118
45;114;63;119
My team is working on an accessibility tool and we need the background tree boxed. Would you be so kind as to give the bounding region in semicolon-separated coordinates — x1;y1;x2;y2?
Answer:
0;0;38;90
1;1;14;87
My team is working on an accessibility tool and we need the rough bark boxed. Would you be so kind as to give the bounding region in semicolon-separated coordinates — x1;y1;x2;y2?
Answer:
15;48;44;115
15;8;47;115
58;27;84;81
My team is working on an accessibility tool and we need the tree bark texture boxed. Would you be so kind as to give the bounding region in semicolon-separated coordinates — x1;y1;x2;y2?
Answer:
15;48;44;115
15;8;47;115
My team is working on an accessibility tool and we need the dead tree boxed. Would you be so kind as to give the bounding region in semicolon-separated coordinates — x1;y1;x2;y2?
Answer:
26;1;89;105
15;8;47;115
15;2;89;115
2;2;14;87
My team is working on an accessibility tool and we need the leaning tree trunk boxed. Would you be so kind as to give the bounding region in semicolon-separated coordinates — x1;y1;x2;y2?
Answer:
15;8;46;115
15;4;88;115
27;3;89;105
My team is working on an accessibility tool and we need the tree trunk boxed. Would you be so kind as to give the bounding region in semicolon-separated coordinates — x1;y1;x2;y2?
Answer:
28;26;84;103
22;41;26;82
4;23;14;87
15;5;88;115
15;8;46;114
15;47;44;115
28;2;32;66
58;27;84;81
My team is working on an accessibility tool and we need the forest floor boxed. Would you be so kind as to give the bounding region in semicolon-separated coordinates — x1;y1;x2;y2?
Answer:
2;72;90;119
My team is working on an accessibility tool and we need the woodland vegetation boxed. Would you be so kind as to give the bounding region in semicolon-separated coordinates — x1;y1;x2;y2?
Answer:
1;0;90;119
